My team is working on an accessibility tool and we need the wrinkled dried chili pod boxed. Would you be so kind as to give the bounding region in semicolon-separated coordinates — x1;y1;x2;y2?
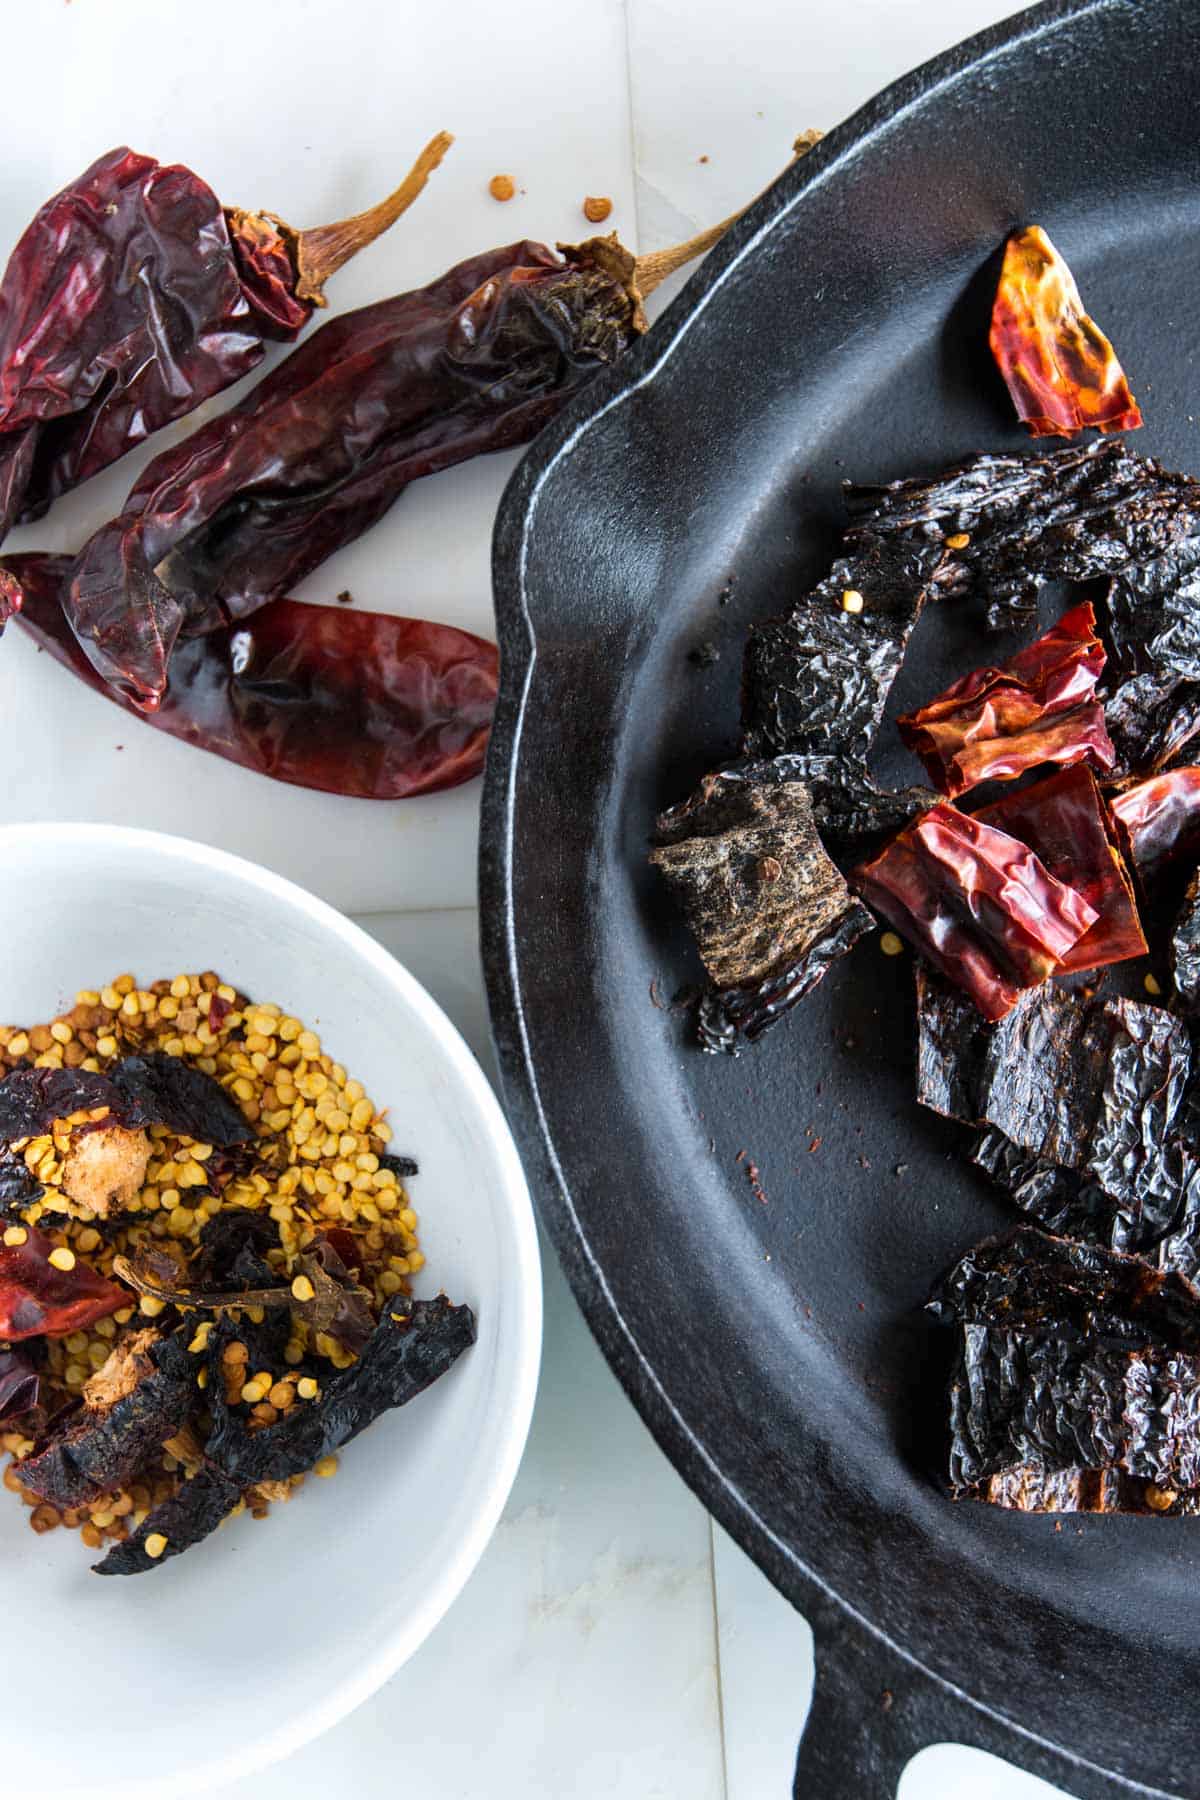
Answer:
0;134;451;539
989;225;1142;439
971;766;1146;974
852;803;1097;1021
897;602;1114;798
52;218;735;708
1109;766;1200;881
8;554;498;800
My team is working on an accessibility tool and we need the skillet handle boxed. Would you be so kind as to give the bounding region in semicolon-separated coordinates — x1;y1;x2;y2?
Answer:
793;1601;926;1799
793;1600;1128;1800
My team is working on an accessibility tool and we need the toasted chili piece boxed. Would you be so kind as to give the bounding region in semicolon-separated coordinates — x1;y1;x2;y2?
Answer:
989;225;1142;439
0;1225;128;1341
972;767;1146;974
1109;766;1200;881
0;1344;44;1424
55;223;724;708
0;136;450;543
897;602;1114;797
853;803;1098;1022
9;554;498;799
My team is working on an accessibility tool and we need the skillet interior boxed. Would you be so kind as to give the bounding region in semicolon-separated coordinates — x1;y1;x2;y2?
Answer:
484;3;1200;1792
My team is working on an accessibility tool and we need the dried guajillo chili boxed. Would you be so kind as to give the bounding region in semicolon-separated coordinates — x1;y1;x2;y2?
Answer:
972;767;1146;974
0;133;451;540
8;553;498;799
897;602;1114;797
1109;766;1200;880
852;803;1098;1022
989;225;1142;439
51;219;733;708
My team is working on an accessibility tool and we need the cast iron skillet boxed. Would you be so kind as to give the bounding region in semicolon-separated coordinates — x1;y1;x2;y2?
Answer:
481;2;1200;1793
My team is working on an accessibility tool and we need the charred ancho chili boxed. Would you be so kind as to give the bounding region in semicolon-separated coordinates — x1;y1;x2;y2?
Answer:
0;971;470;1571
988;225;1142;440
0;134;451;540
9;554;499;800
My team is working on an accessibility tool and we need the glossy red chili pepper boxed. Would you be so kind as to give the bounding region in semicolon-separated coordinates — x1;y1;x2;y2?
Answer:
0;1226;128;1342
9;553;497;799
990;225;1142;439
972;766;1146;974
1109;766;1200;881
43;209;731;710
853;802;1098;1021
0;135;450;541
897;601;1115;797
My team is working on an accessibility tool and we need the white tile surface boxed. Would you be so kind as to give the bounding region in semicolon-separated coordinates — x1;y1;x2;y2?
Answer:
0;1;1092;1795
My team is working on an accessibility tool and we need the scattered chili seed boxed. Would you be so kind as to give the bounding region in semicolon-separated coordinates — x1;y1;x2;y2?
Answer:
582;195;613;224
945;531;971;550
290;1274;316;1303
488;174;516;202
313;1455;339;1478
48;1246;76;1272
880;932;905;957
841;589;865;614
1144;972;1163;996
144;1532;169;1559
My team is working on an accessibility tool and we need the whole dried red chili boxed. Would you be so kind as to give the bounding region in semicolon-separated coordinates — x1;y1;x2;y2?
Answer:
1109;767;1200;881
0;134;450;540
852;802;1098;1022
0;1226;128;1342
972;766;1147;974
897;602;1114;797
9;554;498;799
989;225;1142;439
49;221;730;708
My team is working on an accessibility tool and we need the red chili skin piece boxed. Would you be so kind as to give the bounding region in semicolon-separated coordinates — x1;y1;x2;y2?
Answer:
8;554;497;800
58;240;636;708
989;225;1142;439
973;766;1147;974
897;602;1115;797
853;803;1098;1022
0;1226;128;1342
1109;767;1200;881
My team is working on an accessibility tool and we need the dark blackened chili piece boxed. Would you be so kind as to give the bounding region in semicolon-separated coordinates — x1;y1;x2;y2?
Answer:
54;221;733;709
0;134;451;541
9;553;498;800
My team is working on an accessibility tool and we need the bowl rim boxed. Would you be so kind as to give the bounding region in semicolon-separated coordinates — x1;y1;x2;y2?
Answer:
0;819;543;1799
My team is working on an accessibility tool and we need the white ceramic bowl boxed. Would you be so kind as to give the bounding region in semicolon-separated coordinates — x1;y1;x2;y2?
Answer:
0;823;541;1799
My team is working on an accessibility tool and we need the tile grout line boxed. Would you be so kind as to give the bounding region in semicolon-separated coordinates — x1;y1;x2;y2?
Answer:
620;0;645;250
708;1515;732;1800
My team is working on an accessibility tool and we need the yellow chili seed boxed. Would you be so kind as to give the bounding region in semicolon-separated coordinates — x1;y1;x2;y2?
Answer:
268;1381;295;1409
49;1021;73;1044
65;1331;89;1355
3;1225;28;1247
1145;973;1163;997
64;1362;88;1386
75;989;101;1007
297;1031;321;1058
76;1227;102;1253
240;1378;268;1405
197;1368;209;1389
100;987;121;1010
139;1296;166;1318
841;588;865;614
48;1246;76;1272
379;1270;403;1296
879;932;905;957
284;1343;305;1367
945;531;971;550
291;1274;315;1303
144;1532;169;1559
7;1032;29;1057
188;1323;213;1353
114;1307;134;1324
407;1251;425;1272
313;1456;338;1477
170;976;190;998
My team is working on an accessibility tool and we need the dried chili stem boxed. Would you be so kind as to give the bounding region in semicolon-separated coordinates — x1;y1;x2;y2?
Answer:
571;127;822;331
273;130;454;304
